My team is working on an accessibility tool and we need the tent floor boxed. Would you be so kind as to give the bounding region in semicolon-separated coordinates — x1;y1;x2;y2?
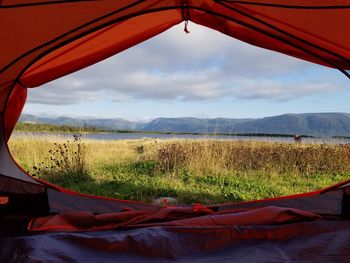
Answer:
1;219;350;262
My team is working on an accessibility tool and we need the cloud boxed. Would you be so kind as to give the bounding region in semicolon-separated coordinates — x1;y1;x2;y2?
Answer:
231;79;343;101
27;22;345;105
27;78;98;105
108;68;226;100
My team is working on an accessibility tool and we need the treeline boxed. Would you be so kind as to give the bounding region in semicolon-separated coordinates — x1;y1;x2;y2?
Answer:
14;122;105;133
14;122;317;138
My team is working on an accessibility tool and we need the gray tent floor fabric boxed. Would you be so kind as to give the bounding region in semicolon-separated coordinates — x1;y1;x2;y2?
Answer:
1;220;350;262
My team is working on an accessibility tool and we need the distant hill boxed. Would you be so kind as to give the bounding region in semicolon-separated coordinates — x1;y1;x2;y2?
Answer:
141;117;252;134
142;113;350;137
20;114;142;131
19;113;350;137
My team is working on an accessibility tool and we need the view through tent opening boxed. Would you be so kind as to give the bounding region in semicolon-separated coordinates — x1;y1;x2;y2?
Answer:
9;23;350;205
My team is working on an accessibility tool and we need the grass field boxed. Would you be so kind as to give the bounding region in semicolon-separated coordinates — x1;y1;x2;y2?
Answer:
8;134;350;205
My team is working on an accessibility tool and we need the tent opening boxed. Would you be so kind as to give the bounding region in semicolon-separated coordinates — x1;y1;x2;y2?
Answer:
9;23;350;207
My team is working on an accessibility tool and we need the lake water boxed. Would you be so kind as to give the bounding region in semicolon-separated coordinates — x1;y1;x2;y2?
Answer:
12;131;350;144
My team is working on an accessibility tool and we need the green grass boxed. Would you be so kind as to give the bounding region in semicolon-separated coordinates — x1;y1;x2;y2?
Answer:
39;161;348;204
8;134;350;205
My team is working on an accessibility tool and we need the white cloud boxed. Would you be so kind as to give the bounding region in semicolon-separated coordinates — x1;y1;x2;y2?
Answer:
27;23;345;105
232;79;342;101
27;78;98;105
111;68;225;100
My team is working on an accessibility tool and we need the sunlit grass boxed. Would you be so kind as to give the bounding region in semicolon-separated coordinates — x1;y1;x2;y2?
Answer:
8;134;350;205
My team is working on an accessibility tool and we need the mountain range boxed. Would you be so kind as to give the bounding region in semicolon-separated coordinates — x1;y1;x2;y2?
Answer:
19;113;350;137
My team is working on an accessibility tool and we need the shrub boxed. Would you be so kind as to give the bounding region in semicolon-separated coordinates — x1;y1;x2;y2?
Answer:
32;134;88;186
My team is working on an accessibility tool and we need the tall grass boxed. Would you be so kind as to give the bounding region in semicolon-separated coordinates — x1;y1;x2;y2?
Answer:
8;134;350;204
157;140;350;175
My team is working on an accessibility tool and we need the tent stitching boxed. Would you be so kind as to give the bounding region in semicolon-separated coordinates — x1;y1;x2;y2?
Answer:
0;0;96;9
0;0;145;74
216;0;350;79
219;0;350;9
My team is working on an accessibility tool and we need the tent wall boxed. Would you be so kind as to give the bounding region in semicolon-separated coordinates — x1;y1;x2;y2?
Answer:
0;114;41;185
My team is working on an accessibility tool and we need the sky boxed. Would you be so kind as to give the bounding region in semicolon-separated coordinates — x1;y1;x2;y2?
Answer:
23;22;350;122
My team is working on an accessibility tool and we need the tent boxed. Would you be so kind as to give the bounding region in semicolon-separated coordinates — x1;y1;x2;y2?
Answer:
1;0;350;261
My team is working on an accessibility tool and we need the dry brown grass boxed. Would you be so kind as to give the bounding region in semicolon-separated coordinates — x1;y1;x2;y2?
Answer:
156;140;350;175
8;135;350;204
9;135;350;176
9;135;158;169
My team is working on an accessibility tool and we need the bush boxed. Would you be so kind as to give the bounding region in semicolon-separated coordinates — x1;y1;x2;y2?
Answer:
32;134;88;186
